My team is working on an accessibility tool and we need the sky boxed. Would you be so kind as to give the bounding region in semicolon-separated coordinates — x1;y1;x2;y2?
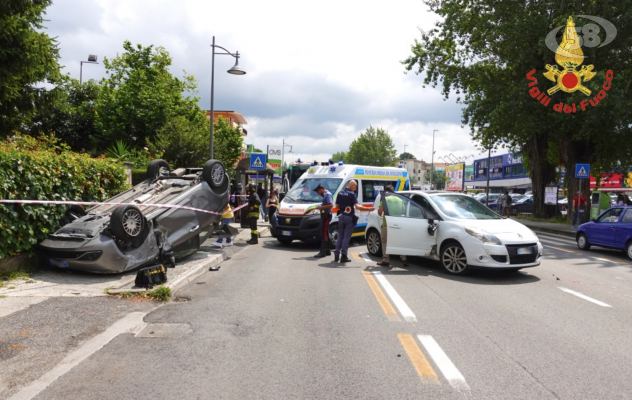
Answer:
43;0;488;164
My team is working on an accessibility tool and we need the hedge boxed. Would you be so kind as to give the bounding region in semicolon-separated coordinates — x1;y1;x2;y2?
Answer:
0;135;129;259
132;168;147;185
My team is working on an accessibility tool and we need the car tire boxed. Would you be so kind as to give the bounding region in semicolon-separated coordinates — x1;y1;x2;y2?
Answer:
110;205;147;246
277;237;293;245
60;205;87;226
440;242;469;275
366;228;382;257
625;241;632;260
577;233;591;250
147;159;170;181
203;159;226;189
328;223;339;249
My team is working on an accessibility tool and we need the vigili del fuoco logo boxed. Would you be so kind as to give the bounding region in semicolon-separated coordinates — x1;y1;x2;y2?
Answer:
526;16;616;114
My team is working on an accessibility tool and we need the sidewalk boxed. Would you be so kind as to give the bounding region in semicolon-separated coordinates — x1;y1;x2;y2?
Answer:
512;218;576;238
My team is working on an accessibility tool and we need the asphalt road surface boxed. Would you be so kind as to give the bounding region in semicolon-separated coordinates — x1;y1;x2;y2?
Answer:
11;232;632;399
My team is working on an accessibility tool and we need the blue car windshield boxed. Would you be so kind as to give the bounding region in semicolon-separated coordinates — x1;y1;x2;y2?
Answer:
432;195;500;220
284;178;342;203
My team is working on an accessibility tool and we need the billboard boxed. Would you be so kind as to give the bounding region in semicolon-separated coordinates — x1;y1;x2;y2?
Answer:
445;163;465;191
267;145;282;174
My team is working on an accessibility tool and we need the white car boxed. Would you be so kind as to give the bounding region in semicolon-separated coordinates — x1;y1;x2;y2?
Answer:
365;191;543;274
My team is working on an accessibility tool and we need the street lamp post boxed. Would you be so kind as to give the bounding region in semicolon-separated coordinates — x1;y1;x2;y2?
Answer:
209;36;246;159
80;54;99;84
281;139;293;179
431;129;438;189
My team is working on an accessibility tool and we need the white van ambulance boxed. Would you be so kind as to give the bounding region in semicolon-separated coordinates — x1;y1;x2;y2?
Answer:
270;162;410;246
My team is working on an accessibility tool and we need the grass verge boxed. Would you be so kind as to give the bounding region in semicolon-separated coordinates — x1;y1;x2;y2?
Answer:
514;215;571;225
0;266;39;288
110;285;172;302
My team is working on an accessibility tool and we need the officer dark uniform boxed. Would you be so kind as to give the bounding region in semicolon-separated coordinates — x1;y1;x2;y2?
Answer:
334;180;374;262
313;184;333;258
247;183;261;244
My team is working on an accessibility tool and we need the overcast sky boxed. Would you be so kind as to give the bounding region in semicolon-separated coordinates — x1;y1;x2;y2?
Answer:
43;0;487;164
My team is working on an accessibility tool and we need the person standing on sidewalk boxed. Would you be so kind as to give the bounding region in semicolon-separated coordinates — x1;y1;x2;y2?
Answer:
501;191;512;217
247;183;261;244
212;204;235;248
571;190;586;228
257;183;267;220
266;190;279;226
376;185;408;268
334;180;374;263
313;183;333;258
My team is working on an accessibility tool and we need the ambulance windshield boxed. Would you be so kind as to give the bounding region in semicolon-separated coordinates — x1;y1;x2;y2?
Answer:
284;178;342;203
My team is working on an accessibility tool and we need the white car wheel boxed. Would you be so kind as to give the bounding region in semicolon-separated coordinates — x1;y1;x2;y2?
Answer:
441;243;469;274
627;242;632;260
366;229;382;257
577;234;591;250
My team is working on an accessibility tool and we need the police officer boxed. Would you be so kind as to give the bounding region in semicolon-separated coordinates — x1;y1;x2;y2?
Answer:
334;180;374;262
313;183;333;258
247;183;261;244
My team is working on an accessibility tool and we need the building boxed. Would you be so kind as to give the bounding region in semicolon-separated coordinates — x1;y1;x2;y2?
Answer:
466;152;530;190
400;158;432;187
204;110;248;136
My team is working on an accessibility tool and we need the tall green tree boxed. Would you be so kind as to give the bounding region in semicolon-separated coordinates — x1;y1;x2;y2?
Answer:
95;41;202;149
404;1;632;218
26;78;100;152
331;151;347;163
346;126;398;166
212;116;245;169
0;0;61;134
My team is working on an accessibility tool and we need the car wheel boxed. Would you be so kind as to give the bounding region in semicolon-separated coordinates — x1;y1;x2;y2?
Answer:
147;159;170;181
110;205;147;246
626;241;632;260
277;237;293;245
203;159;226;189
440;242;469;275
60;205;87;226
576;233;591;250
328;223;339;249
366;229;382;257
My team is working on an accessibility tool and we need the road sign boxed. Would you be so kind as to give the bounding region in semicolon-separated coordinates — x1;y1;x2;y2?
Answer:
575;163;590;179
250;153;266;170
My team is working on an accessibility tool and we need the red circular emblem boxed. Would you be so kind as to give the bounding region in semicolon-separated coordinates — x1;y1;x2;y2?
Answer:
345;206;351;213
562;73;578;89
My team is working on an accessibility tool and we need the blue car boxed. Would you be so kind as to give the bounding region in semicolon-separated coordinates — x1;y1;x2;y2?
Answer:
576;206;632;259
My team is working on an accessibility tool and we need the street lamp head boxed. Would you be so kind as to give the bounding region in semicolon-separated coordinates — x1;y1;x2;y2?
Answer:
227;55;246;75
87;54;98;62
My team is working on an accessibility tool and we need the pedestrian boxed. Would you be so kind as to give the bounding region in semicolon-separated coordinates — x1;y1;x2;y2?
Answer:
247;183;261;244
230;183;243;222
376;185;408;267
616;194;625;206
266;190;279;225
334;180;374;262
212;204;235;248
625;193;632;206
496;193;504;214
313;183;334;258
571;190;586;228
257;183;267;220
502;191;512;217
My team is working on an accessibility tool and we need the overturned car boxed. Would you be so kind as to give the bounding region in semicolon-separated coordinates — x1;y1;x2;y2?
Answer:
38;159;230;273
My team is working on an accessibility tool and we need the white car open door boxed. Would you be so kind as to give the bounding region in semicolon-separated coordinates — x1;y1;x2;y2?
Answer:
384;193;435;256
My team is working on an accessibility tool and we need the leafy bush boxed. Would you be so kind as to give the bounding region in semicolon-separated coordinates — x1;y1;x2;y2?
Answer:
0;134;128;259
147;115;209;168
131;168;147;185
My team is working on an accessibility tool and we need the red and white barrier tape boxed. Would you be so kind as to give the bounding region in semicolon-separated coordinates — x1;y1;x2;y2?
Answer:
0;199;249;216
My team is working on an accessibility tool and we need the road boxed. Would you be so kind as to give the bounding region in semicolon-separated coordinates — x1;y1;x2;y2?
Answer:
8;232;632;399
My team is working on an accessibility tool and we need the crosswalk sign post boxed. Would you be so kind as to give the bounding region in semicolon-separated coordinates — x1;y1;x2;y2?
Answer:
574;163;590;231
250;153;266;170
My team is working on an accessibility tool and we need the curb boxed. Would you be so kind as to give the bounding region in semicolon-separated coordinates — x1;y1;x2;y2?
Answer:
529;226;576;239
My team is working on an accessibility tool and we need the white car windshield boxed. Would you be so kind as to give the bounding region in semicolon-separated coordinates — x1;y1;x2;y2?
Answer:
432;194;500;220
285;178;342;203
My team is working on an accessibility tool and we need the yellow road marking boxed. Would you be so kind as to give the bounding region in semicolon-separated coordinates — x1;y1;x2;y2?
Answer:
398;333;440;385
362;271;400;322
351;251;361;260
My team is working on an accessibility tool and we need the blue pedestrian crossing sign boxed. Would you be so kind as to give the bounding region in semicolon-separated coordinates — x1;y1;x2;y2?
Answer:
575;163;590;179
250;153;266;170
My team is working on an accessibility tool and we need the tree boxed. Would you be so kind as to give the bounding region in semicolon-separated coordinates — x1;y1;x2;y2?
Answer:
400;152;415;160
331;151;347;163
346;126;398;166
26;77;100;152
0;0;61;134
212;116;244;169
424;168;447;189
404;1;632;219
95;41;202;150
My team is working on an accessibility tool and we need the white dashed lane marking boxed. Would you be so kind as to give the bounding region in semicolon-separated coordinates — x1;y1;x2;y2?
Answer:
559;287;612;307
418;335;470;391
372;271;417;322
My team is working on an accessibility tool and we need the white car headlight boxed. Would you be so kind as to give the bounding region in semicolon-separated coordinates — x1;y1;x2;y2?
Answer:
306;209;320;215
464;226;502;246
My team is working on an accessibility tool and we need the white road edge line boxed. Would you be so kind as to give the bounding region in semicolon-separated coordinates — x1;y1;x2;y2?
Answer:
9;311;150;400
360;252;373;263
543;245;620;264
371;271;417;322
418;335;470;391
559;287;612;307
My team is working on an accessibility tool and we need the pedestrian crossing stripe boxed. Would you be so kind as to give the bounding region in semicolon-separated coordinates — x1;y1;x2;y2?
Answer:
252;157;263;168
577;167;588;177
